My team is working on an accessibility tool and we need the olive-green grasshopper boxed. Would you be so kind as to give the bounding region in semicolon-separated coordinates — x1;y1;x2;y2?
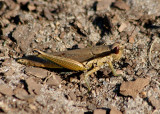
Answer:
17;43;123;91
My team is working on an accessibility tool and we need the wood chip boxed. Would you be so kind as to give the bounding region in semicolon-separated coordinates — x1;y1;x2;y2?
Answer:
4;68;15;76
17;0;29;4
97;0;115;11
0;84;13;96
113;0;130;11
14;88;34;100
149;96;160;109
28;3;36;11
26;77;41;95
43;7;54;21
94;109;106;114
110;107;122;114
68;91;76;101
0;101;12;112
120;78;150;98
29;104;37;110
129;35;135;43
25;67;48;79
46;72;62;86
118;23;127;32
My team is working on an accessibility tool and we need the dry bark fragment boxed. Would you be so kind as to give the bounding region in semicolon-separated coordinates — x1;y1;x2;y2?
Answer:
26;77;41;95
94;109;106;114
25;67;48;79
110;107;122;114
46;73;62;86
120;78;150;98
113;1;130;11
0;84;13;96
97;0;115;11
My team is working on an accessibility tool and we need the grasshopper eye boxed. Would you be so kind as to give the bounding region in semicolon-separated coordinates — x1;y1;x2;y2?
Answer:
112;47;119;54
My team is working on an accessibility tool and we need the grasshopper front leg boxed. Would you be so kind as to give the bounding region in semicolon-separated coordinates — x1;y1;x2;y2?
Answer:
83;56;121;91
108;61;121;76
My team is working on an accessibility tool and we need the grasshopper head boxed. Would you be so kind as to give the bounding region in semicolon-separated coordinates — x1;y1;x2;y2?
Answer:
111;43;123;61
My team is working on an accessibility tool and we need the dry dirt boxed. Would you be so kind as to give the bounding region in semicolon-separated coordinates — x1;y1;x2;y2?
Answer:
0;0;160;114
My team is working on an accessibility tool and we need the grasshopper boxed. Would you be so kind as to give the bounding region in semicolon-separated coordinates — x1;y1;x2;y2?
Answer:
17;43;123;91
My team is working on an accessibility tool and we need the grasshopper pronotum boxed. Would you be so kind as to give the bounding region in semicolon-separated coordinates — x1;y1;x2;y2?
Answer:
17;43;123;91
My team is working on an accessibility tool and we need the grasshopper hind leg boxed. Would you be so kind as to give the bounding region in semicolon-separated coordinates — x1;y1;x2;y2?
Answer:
84;67;101;91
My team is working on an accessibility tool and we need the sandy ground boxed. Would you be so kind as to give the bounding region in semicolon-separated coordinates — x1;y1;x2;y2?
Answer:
0;0;160;113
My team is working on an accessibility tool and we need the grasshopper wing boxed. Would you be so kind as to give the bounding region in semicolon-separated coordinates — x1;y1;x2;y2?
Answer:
49;45;111;63
35;49;86;71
